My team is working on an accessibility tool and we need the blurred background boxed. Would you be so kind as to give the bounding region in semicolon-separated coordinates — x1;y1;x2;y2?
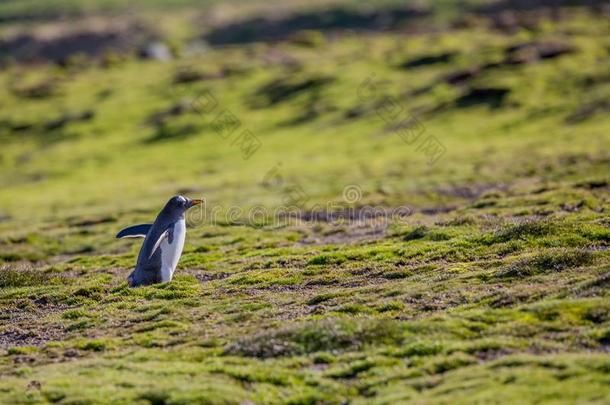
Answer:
0;0;608;223
1;2;610;403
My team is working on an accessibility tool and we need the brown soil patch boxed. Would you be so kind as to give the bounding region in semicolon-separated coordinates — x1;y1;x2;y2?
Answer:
0;304;68;350
204;5;429;45
0;21;153;65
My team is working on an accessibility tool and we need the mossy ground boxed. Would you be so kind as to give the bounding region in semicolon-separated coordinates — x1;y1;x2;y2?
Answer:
0;1;609;404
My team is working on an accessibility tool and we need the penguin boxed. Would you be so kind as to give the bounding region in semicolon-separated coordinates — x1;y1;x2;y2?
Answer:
116;195;202;287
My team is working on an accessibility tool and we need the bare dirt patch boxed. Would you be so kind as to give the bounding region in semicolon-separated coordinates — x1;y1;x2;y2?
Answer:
473;0;609;33
436;183;508;200
297;224;387;246
0;305;68;349
204;5;430;45
0;21;154;65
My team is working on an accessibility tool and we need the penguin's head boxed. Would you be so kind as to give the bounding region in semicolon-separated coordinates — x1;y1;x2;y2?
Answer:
163;195;203;219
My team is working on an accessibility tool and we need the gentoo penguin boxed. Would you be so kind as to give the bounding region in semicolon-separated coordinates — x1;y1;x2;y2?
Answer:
116;195;202;287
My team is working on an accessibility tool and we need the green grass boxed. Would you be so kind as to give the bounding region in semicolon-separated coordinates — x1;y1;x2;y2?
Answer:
0;1;609;404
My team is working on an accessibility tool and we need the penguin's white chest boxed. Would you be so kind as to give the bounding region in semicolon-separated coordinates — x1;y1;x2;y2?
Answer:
160;219;186;282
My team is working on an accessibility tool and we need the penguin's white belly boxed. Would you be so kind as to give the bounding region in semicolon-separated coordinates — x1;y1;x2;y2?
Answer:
160;219;186;282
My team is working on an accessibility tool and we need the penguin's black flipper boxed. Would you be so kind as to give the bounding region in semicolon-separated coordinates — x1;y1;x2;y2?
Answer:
116;224;152;239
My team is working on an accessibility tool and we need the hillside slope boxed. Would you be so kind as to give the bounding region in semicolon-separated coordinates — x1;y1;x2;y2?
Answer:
0;1;609;404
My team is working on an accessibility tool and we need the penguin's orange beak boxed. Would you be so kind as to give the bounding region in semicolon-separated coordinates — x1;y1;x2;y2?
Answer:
190;199;204;206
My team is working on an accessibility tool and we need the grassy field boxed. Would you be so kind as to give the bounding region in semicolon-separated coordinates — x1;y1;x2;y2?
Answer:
0;1;609;404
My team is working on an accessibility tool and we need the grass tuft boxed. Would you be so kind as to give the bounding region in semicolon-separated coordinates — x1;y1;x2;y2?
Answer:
0;268;49;287
224;318;403;358
496;248;595;278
